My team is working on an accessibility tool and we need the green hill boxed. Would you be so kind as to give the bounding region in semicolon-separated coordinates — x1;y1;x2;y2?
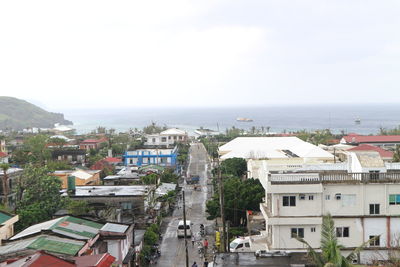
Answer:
0;96;73;130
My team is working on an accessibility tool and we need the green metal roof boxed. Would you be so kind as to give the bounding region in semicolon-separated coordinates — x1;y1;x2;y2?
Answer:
0;211;13;224
49;216;104;239
27;236;84;256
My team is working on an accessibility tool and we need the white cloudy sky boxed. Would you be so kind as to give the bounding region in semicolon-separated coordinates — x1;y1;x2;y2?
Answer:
1;0;400;110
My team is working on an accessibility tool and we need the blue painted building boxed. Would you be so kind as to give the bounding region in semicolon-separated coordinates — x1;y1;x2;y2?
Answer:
123;147;178;167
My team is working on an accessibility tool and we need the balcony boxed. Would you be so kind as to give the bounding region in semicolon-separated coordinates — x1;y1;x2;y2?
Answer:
269;172;400;184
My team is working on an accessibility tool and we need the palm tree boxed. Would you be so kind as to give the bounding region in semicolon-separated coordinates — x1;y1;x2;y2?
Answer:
393;145;400;163
0;163;10;209
295;214;378;267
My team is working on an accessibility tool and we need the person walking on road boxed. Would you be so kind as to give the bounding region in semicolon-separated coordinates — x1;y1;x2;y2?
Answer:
191;235;195;247
192;261;198;267
203;239;209;254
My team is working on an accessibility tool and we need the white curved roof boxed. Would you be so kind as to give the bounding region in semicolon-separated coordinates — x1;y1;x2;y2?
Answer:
220;137;334;160
160;128;187;135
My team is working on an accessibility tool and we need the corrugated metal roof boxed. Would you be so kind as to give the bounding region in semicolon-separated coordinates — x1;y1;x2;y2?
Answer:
100;223;128;233
0;211;13;224
10;216;103;241
0;235;85;256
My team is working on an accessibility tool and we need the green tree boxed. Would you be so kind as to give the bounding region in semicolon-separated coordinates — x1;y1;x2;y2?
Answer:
160;168;179;183
46;160;73;171
67;199;90;216
0;163;10;209
219;158;247;177
295;214;378;267
206;177;264;226
49;137;67;148
393;145;400;163
142;173;159;185
15;165;64;231
24;134;51;165
143;122;165;134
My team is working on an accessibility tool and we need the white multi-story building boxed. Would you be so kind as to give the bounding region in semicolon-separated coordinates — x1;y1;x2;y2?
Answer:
259;151;400;264
144;128;188;147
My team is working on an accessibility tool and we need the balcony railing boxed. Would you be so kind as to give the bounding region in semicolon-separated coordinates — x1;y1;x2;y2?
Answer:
270;172;400;184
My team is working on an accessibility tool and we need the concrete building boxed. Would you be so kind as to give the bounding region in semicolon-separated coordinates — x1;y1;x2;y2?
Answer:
98;222;134;266
124;148;178;167
258;151;400;264
220;136;334;162
52;169;101;189
51;149;86;164
340;133;400;149
65;185;155;223
144;128;188;147
80;138;108;151
221;137;334;179
0;211;18;245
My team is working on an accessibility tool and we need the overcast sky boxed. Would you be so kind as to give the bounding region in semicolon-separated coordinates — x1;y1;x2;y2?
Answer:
1;0;400;111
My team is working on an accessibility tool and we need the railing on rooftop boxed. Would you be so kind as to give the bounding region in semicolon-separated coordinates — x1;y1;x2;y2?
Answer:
269;172;400;184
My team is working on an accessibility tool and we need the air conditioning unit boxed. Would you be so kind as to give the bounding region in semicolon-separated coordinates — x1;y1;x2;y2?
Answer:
335;193;341;200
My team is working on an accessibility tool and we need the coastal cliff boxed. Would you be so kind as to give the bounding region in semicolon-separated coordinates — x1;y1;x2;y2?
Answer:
0;96;72;130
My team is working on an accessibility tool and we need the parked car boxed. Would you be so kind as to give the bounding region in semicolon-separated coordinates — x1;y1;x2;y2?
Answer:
229;237;251;252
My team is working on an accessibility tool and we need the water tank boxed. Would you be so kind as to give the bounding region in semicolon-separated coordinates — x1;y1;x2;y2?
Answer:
67;175;76;193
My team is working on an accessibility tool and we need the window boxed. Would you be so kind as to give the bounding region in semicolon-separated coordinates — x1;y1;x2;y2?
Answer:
336;227;349;238
152;138;156;143
335;193;342;200
369;204;380;215
299;194;305;200
236;244;243;249
309;195;314;200
161;137;167;142
283;196;296;207
291;228;304;238
245;242;250;248
341;194;356;207
311;227;316;232
325;195;330;200
389;194;400;205
369;171;379;180
369;235;380;247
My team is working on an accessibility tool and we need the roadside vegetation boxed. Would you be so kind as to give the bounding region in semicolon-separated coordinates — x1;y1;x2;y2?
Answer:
206;158;264;227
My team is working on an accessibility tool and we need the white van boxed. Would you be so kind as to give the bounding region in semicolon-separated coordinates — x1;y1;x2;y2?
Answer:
177;220;192;238
229;237;252;252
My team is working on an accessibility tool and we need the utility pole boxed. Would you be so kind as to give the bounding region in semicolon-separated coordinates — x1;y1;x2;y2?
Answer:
183;190;189;267
217;154;227;252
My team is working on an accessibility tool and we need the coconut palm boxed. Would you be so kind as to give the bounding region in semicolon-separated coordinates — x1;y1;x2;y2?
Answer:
295;214;378;267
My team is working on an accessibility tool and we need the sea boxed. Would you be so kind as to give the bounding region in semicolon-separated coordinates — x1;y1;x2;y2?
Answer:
61;104;400;135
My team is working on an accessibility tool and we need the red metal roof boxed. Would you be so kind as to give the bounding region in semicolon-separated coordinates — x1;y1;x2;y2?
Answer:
342;135;400;144
81;139;102;144
3;251;75;267
74;253;116;267
348;144;394;158
104;157;122;163
0;152;8;157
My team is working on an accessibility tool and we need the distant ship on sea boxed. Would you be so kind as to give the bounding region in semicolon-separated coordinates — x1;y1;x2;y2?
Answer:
355;118;361;125
236;117;253;122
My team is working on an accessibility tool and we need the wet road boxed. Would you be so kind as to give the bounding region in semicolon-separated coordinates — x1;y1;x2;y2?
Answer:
156;142;213;267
